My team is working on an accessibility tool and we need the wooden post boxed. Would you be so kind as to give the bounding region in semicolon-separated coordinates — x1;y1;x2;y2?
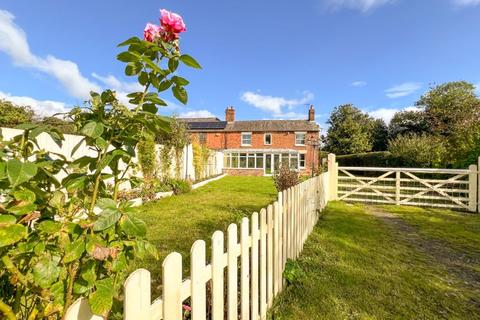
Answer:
478;157;480;213
395;171;401;205
250;212;259;320
469;164;478;213
259;208;267;318
266;204;274;307
327;153;336;200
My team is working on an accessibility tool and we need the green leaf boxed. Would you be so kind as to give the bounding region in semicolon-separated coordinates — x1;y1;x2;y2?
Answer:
71;138;85;157
120;214;147;237
8;189;36;215
81;261;97;285
95;137;108;150
50;281;66;306
157;80;172;92
93;208;121;231
172;86;188;105
88;278;115;316
116;51;140;63
33;256;61;288
7;159;38;187
63;174;89;192
125;62;143;76
0;215;16;226
142;103;158;114
0;224;27;247
111;252;127;272
96;198;117;210
117;36;141;47
101;90;116;103
168;58;179;72
138;72;149;86
37;220;62;234
171;76;190;86
81;122;104;139
0;162;6;180
63;238;85;263
179;54;202;69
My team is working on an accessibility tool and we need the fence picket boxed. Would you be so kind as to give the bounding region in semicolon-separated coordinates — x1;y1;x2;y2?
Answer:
259;208;267;318
241;217;250;320
211;231;224;320
191;240;207;320
273;202;280;296
251;212;260;320
64;298;102;320
163;253;182;320
469;165;478;212
227;224;238;320
266;204;274;307
124;269;150;320
281;190;287;288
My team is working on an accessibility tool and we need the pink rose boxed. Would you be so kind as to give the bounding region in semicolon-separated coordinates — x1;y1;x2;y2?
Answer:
160;9;186;34
182;304;192;312
144;23;162;42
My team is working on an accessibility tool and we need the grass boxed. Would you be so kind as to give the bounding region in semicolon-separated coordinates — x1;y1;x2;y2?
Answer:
380;205;480;258
270;201;480;320
132;176;277;288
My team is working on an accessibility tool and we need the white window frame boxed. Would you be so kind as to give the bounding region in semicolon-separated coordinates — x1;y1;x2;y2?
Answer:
295;132;307;146
264;133;272;145
241;132;252;146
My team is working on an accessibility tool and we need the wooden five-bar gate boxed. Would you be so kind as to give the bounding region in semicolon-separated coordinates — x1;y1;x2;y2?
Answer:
327;154;479;213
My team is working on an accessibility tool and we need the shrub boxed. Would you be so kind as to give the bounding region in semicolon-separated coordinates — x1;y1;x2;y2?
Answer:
138;133;158;181
336;151;392;167
388;134;448;168
169;179;192;195
283;259;306;285
273;164;299;192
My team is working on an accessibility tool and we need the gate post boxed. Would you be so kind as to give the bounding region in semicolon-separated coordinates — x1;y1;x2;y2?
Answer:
478;157;480;213
469;164;477;213
395;171;401;205
327;154;337;200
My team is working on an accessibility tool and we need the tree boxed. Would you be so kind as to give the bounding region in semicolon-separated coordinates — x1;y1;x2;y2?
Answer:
0;100;35;127
371;119;388;151
388;133;447;168
39;116;76;134
388;110;428;139
416;81;480;166
416;81;480;137
324;104;374;154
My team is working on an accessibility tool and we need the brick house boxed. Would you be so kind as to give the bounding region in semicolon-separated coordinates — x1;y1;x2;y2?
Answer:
181;106;320;176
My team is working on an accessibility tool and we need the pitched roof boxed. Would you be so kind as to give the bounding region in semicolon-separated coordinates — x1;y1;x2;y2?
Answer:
178;117;221;123
224;120;319;132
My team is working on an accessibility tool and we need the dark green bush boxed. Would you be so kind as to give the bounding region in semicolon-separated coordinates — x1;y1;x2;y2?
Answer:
169;179;192;195
336;151;392;167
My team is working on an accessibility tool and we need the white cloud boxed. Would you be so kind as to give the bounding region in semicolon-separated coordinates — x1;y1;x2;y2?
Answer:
475;82;480;94
0;91;69;117
179;110;217;118
367;106;421;123
351;81;367;87
385;82;422;98
91;73;142;93
324;0;396;12
452;0;480;7
0;9;100;99
240;91;314;115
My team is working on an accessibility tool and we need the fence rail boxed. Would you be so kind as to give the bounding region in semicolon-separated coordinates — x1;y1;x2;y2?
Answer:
327;154;479;213
65;173;330;320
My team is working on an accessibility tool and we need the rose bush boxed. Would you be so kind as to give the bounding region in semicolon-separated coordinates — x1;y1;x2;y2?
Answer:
0;9;200;320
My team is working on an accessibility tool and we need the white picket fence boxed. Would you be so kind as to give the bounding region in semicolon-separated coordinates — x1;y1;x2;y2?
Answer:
65;173;331;319
328;154;480;213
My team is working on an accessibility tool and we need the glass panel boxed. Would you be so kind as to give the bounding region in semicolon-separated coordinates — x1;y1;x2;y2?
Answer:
281;153;289;166
291;157;298;169
239;153;247;168
264;134;271;145
256;154;264;168
299;154;306;168
265;154;272;175
248;155;255;168
242;133;252;145
273;154;281;173
232;153;239;168
295;133;306;145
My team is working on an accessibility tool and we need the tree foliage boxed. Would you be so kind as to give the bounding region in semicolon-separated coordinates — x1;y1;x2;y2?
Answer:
0;100;35;128
371;119;388;151
324;104;375;154
388;133;448;168
388;110;428;139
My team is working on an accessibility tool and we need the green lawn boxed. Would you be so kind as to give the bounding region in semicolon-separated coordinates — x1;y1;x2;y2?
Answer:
132;176;277;288
270;201;480;320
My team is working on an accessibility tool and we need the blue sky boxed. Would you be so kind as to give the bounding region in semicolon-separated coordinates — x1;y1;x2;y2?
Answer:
0;0;479;131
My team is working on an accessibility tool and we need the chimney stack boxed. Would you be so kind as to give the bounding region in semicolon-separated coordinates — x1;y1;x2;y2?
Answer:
225;106;235;122
308;105;315;121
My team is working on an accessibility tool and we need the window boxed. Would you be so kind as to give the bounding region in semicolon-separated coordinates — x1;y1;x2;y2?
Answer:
255;153;264;168
264;133;272;145
295;132;306;146
239;153;247;168
299;153;306;168
224;152;265;169
241;132;252;146
198;132;207;145
248;154;255;168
